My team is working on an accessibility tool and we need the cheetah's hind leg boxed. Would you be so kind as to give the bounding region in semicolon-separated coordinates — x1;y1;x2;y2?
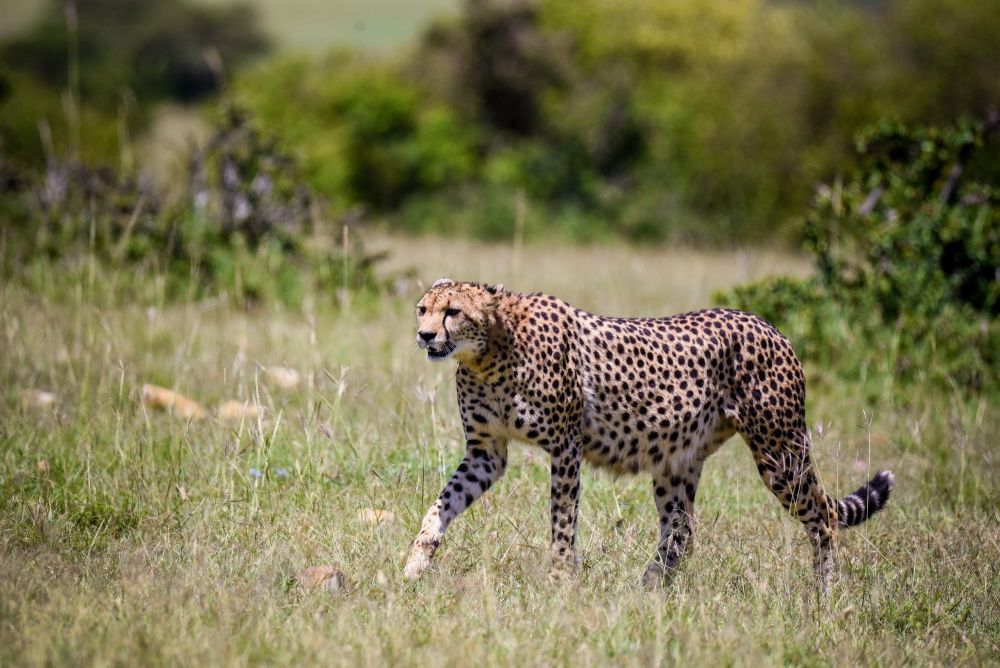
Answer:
642;461;705;589
748;432;838;592
642;422;734;589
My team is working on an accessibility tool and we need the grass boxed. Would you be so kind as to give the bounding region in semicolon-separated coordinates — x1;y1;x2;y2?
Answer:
1;236;998;666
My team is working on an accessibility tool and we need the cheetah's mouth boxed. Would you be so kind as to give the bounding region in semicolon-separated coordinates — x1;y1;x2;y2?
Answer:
426;341;456;361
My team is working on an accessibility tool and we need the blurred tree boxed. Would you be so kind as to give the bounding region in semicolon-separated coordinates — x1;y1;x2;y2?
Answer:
222;0;1000;242
417;0;570;136
0;68;122;170
888;0;1000;121
1;0;269;107
541;0;1000;238
231;52;480;210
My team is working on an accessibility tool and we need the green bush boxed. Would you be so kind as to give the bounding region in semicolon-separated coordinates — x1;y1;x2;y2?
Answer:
1;110;381;308
333;80;480;208
0;68;123;170
718;116;1000;391
230;53;481;212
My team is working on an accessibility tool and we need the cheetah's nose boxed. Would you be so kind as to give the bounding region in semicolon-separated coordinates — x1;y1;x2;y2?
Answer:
418;331;436;342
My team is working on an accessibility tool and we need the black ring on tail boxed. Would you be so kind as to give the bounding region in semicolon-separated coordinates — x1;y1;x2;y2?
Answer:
837;470;895;528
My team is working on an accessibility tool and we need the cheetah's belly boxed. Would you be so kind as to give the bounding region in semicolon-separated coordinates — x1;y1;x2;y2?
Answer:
578;379;728;475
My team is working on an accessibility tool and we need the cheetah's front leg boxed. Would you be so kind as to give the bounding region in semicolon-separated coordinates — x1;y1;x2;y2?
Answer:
549;437;583;580
404;438;508;580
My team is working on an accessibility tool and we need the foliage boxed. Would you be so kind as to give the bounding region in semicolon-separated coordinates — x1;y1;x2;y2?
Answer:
4;0;997;243
1;110;381;308
2;0;269;106
416;0;572;137
542;0;999;237
226;0;1000;242
718;116;1000;391
230;53;481;212
333;78;479;209
188;108;317;248
0;67;124;170
0;0;269;170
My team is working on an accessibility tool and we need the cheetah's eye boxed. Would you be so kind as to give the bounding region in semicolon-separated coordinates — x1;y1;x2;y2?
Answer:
417;306;426;316
445;308;461;318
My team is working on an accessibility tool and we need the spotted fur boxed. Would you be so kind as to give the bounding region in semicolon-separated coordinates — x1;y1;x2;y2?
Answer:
404;280;894;588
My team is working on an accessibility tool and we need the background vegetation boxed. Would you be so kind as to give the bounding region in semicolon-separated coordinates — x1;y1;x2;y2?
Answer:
226;0;1000;241
0;0;998;665
3;0;999;241
720;115;999;393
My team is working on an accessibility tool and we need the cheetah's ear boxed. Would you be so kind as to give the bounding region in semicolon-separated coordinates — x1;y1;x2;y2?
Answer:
483;283;505;327
432;277;455;288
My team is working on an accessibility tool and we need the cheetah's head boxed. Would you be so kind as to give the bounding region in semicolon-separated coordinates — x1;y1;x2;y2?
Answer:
415;278;504;363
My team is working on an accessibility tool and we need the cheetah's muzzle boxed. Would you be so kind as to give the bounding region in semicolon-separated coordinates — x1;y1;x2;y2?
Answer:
426;341;455;361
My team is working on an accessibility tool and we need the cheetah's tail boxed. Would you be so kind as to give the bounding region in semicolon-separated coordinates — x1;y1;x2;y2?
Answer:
835;470;895;528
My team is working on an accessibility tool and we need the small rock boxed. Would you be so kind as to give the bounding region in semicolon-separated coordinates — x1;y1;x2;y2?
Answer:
21;389;56;408
217;399;261;420
375;570;388;587
141;384;206;419
358;508;395;525
297;565;347;595
266;366;301;390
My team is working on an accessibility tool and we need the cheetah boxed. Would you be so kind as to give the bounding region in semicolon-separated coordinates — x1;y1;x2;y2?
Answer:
404;279;894;588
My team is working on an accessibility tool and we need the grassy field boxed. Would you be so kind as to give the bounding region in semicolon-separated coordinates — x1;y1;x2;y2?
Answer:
1;236;998;666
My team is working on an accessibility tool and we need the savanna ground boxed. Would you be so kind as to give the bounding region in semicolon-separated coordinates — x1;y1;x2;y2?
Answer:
1;236;998;666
